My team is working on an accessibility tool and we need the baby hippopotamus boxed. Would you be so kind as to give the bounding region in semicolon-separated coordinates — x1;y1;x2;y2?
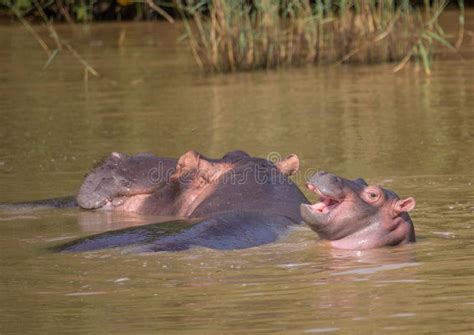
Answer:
301;172;416;250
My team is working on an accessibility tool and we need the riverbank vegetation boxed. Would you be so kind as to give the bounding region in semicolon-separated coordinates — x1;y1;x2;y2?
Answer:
1;0;466;75
177;0;464;74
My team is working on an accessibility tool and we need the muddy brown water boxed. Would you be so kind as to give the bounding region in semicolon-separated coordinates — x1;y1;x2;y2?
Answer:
0;10;473;334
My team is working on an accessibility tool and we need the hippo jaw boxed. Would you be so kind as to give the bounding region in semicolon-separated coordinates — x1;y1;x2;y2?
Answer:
301;172;416;250
300;193;343;234
92;194;153;212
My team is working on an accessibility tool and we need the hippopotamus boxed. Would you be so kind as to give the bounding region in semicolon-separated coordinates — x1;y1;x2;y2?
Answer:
75;150;302;218
301;172;416;250
56;150;307;252
2;149;417;251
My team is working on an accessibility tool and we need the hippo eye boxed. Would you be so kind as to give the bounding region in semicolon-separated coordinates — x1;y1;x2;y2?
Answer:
364;188;381;202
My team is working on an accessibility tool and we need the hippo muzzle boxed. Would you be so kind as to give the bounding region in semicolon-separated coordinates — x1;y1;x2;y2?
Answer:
300;171;360;239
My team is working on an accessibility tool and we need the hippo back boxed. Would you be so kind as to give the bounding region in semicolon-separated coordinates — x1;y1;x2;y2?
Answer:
190;158;308;223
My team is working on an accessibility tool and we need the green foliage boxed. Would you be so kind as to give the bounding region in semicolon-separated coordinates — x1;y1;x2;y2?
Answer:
73;1;91;22
177;0;464;74
10;0;32;12
1;0;89;21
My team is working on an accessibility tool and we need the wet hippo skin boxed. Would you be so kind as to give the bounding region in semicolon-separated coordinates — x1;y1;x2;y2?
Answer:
56;150;307;252
76;152;177;210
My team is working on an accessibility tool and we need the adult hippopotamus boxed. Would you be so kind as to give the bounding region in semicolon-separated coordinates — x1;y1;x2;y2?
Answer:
57;150;306;252
75;150;302;218
301;171;416;250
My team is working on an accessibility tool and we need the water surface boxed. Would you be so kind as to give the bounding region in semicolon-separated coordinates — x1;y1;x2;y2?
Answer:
0;11;473;334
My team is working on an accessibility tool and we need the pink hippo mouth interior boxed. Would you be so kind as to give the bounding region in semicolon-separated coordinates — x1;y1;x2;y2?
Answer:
309;195;341;214
307;186;342;215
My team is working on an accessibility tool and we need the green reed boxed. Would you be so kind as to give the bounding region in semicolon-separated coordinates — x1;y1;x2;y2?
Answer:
3;0;464;75
5;0;100;83
177;0;464;74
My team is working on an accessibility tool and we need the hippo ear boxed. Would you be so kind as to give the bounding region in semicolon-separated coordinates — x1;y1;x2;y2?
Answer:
177;150;200;171
276;154;300;176
394;197;416;214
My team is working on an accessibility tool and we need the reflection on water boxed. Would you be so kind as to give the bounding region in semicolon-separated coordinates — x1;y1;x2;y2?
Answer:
1;10;474;334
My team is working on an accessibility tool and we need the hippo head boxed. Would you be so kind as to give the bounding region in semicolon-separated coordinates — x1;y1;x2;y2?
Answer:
76;152;174;210
300;172;416;250
77;152;143;210
161;150;236;216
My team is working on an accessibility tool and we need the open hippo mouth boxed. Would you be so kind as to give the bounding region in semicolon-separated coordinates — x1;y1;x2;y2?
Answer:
306;186;342;215
300;171;350;236
301;172;346;222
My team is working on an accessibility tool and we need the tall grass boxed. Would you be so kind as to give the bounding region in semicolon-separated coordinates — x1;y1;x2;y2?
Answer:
177;0;463;74
3;0;464;75
5;0;100;83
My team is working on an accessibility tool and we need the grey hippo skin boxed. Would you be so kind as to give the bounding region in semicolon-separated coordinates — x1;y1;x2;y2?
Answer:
300;171;416;250
56;150;308;252
76;152;177;210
